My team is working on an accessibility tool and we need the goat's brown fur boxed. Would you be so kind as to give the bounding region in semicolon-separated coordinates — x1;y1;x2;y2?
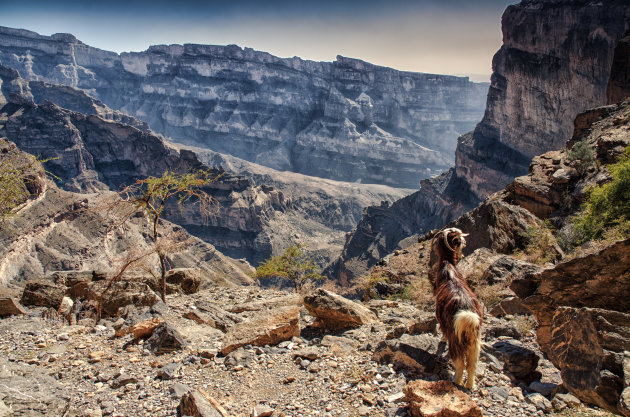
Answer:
431;228;483;389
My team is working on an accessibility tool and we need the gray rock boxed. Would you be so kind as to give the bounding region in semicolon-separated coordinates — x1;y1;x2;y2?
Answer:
490;340;539;380
372;334;443;373
525;393;552;412
193;300;242;331
488;386;510;401
145;322;188;355
529;381;558;397
251;404;274;417
225;347;254;369
0;358;70;415
170;383;192;399
157;363;181;380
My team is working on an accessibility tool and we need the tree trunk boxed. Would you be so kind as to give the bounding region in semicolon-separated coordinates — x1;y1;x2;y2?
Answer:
153;214;166;302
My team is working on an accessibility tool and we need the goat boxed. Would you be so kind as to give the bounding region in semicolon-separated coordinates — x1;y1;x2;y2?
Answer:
430;228;483;389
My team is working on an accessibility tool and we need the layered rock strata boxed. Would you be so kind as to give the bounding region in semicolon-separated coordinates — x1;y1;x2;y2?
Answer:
0;141;255;287
0;26;488;188
330;0;630;284
0;66;292;264
1;63;413;266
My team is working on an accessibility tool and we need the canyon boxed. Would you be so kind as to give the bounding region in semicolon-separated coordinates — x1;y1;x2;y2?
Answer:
0;26;488;189
329;0;630;285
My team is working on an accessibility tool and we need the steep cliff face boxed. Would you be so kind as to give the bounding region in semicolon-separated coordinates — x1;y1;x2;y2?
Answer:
0;26;487;188
0;66;406;266
330;0;630;284
0;66;289;265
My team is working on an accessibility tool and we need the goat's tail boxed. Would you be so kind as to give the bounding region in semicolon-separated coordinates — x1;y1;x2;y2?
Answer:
453;310;481;356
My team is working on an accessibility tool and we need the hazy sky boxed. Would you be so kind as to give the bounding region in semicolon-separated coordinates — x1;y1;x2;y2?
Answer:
0;0;515;82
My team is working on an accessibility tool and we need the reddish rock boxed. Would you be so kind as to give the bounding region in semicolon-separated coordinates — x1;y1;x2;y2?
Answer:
177;390;222;417
0;297;28;317
303;289;376;330
115;317;164;339
20;280;65;309
404;380;482;417
221;306;300;355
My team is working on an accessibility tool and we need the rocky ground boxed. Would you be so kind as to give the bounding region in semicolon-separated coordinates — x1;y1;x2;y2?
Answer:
0;283;618;417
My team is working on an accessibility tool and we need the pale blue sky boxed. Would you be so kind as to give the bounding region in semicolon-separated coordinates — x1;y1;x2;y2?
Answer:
0;0;516;81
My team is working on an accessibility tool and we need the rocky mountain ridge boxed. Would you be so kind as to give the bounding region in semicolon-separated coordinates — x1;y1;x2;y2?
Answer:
0;139;255;290
0;64;407;278
330;0;630;285
0;25;488;188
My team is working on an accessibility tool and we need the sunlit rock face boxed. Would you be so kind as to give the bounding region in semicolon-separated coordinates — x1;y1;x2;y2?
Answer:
328;0;630;285
0;27;488;188
458;0;630;200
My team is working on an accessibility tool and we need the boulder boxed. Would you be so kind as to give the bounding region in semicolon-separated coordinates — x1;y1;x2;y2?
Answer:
372;334;443;373
221;306;300;355
115;317;164;339
489;340;539;380
50;270;93;299
0;297;28;317
489;297;531;317
404;379;482;417
192;300;242;331
303;289;376;330
145;322;188;354
511;238;630;414
481;256;542;286
177;390;222;417
89;279;160;316
20;279;65;309
165;268;202;294
547;307;629;414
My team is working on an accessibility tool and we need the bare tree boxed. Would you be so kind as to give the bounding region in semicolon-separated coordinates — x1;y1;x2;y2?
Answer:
109;169;222;302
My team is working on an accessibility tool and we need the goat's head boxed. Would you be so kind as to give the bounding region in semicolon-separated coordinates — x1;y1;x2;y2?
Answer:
431;227;469;263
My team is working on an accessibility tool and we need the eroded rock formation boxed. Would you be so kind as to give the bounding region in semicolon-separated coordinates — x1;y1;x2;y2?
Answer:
330;0;630;285
0;26;488;188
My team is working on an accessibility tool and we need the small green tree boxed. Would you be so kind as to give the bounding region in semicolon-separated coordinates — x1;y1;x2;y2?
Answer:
567;138;597;175
254;244;323;293
572;146;630;243
115;169;222;301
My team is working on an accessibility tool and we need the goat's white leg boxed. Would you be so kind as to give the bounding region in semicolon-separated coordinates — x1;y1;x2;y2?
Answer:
453;357;465;386
465;355;478;390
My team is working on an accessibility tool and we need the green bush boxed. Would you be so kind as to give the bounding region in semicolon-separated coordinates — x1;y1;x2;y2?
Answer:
572;146;630;243
254;244;323;293
515;219;560;264
567;138;597;174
